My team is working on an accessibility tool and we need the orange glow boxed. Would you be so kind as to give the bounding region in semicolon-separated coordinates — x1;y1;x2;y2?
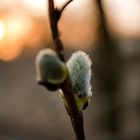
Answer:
0;15;33;61
0;21;5;40
0;14;48;61
5;16;32;39
0;42;22;61
7;18;25;37
24;0;46;9
23;0;46;15
0;0;94;61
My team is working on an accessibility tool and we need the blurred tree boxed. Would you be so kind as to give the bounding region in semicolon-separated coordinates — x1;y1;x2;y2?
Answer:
92;1;140;140
94;0;122;138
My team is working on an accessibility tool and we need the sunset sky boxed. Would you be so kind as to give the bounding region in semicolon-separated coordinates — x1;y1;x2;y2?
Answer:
0;0;140;61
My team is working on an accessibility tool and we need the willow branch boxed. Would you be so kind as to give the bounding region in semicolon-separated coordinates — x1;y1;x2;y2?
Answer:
48;0;59;39
61;0;74;13
48;0;86;140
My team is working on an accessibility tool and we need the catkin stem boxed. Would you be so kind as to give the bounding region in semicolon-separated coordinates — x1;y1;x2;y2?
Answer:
47;0;86;140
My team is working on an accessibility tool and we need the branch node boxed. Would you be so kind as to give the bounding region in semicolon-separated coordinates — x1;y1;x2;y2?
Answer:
61;0;74;13
54;0;74;22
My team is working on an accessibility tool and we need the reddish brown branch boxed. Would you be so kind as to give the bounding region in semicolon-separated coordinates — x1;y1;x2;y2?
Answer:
48;0;86;140
48;0;59;39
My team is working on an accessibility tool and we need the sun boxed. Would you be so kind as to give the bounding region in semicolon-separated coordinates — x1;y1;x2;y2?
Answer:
0;21;5;40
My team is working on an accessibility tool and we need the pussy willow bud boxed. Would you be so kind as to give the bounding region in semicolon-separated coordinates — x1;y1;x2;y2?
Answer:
35;48;68;91
60;51;92;111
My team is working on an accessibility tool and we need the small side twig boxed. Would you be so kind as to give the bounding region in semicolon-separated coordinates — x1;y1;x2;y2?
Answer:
48;0;86;140
61;0;74;13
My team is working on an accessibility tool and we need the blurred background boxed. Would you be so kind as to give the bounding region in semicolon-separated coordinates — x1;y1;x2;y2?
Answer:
0;0;140;140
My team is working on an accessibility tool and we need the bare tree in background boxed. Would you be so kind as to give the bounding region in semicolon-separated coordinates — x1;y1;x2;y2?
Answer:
93;1;140;140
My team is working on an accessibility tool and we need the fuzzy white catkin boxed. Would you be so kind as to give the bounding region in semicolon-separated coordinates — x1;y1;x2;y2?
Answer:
65;51;92;111
35;48;67;85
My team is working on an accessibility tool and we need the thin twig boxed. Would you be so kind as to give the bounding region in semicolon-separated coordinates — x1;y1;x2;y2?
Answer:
48;0;86;140
61;0;74;13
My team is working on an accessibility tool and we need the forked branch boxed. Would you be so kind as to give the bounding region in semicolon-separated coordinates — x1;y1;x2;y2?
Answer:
61;0;74;13
48;0;86;140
